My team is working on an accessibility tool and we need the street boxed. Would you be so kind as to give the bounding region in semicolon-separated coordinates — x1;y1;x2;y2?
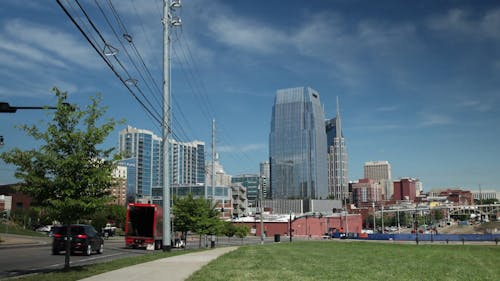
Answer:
0;237;146;279
0;232;295;279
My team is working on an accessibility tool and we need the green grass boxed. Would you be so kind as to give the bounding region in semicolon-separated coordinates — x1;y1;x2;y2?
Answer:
13;249;205;281
187;241;500;281
0;223;47;237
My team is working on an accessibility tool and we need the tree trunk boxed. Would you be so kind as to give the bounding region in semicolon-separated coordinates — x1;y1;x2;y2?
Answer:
183;231;187;250
64;224;71;270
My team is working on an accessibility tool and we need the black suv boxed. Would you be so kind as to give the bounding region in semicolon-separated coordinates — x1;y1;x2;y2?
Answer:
52;224;104;256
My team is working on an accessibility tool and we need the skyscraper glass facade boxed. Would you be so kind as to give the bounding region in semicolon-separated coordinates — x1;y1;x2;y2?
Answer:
119;126;162;203
269;87;328;199
119;126;205;204
326;114;348;200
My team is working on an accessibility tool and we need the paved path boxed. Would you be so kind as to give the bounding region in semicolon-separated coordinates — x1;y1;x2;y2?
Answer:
79;246;237;281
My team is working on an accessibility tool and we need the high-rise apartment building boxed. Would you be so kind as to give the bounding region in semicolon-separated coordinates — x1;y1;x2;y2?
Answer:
269;87;328;200
170;139;205;185
326;97;348;200
119;126;205;205
364;161;393;200
119;126;162;203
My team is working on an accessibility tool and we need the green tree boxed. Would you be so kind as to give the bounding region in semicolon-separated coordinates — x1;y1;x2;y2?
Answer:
234;224;250;244
87;204;126;234
172;194;222;248
474;198;498;205
0;87;120;269
223;221;237;242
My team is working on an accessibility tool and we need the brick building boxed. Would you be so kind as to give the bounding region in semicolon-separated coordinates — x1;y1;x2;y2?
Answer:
352;179;382;207
439;189;473;205
393;178;419;202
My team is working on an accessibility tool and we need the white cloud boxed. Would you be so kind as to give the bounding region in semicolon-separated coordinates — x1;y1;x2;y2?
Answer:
218;143;266;153
419;112;453;127
208;16;287;54
427;8;500;40
0;39;67;69
4;19;99;69
351;124;403;131
480;8;500;39
457;98;493;112
375;105;399;112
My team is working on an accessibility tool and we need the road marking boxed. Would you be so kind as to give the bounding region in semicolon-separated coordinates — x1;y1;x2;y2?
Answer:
34;253;123;270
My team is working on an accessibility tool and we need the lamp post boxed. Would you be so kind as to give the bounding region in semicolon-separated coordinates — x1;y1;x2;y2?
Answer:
1;102;69;146
381;205;384;234
259;178;264;245
289;211;293;242
372;202;376;233
0;102;73;113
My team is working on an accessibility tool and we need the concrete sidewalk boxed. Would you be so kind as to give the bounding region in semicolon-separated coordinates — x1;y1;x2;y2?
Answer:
79;246;237;281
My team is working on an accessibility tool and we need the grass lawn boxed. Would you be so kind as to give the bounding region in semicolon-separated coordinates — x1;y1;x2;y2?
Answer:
187;241;500;281
0;223;47;237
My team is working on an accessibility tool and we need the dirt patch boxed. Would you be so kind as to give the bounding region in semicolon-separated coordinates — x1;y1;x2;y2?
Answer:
440;221;499;234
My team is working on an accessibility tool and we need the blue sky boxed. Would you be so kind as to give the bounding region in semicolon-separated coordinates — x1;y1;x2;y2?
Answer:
0;0;499;191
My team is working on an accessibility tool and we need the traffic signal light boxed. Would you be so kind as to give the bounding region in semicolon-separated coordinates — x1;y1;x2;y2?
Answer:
0;135;4;146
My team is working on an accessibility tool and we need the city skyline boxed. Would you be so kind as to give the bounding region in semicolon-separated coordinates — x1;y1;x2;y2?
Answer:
0;1;499;191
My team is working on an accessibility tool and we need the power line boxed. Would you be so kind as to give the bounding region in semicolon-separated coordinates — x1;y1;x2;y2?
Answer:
93;0;163;121
56;0;162;128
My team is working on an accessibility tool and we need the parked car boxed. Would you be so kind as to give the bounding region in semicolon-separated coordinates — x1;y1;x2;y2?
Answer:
35;225;52;234
52;224;104;256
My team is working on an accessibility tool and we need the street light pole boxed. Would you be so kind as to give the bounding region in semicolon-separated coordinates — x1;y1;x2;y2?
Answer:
259;178;264;244
372;202;376;233
1;102;68;147
0;102;72;113
289;211;293;242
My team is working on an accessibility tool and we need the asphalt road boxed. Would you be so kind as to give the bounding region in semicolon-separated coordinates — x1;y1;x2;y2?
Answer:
0;237;148;279
0;234;295;279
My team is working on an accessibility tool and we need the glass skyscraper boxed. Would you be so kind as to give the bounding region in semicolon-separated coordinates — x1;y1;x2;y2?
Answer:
119;126;162;203
119;126;205;205
326;97;348;200
269;87;328;200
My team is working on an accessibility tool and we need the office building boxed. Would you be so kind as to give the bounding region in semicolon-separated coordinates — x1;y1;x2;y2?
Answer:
110;165;127;205
269;87;328;201
471;190;499;202
364;161;393;200
205;153;232;187
393;178;419;202
232;174;260;208
231;183;248;218
352;179;382;207
326;97;348;200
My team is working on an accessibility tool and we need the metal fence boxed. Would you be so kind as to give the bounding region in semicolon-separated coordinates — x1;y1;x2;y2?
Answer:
363;233;500;242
